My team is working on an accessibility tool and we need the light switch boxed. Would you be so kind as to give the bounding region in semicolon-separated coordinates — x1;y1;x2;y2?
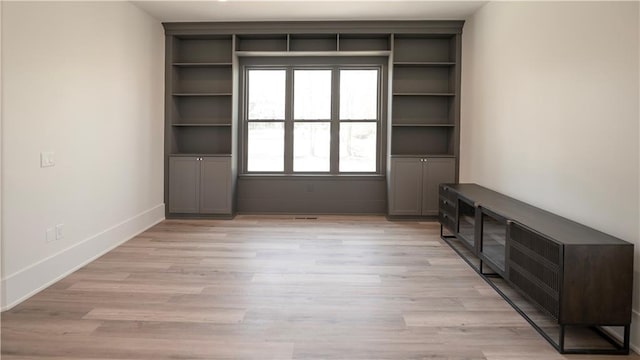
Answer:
40;151;55;167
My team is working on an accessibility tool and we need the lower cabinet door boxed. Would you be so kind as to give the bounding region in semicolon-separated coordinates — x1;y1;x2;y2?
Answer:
422;158;456;216
199;157;232;214
389;158;423;215
169;157;200;214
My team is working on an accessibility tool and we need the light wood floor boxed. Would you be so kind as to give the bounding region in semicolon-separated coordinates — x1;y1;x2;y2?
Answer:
1;216;637;359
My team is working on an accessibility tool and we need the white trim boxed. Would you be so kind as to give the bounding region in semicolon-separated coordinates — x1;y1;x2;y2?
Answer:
0;203;165;311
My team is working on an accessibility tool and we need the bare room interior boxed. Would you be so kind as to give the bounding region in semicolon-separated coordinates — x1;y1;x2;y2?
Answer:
1;1;639;359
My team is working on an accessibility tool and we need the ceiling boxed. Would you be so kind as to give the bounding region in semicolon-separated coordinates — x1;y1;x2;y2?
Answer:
132;1;487;22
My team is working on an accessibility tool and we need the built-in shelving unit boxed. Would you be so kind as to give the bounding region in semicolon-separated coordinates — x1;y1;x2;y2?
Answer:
233;32;392;56
169;35;233;157
387;32;461;217
390;34;459;159
166;34;236;217
163;21;464;218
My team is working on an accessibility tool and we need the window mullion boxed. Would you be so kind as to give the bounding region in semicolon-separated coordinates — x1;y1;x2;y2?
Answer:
284;67;294;174
330;66;340;174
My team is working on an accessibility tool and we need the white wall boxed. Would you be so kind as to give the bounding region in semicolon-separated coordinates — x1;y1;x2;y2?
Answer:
0;0;4;308
461;0;640;346
1;1;165;309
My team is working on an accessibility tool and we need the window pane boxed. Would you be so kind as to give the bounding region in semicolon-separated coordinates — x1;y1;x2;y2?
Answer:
294;122;330;172
340;122;376;172
247;122;284;172
248;70;286;120
294;70;332;120
340;69;378;120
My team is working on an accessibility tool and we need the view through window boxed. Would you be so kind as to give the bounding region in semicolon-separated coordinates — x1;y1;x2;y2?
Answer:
245;66;380;174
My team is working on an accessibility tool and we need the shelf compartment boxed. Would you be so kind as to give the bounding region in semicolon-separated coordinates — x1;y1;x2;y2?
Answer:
173;66;232;94
172;124;231;127
236;34;288;52
394;62;455;66
173;62;232;67
289;34;337;51
393;35;455;63
393;66;454;94
173;36;232;64
339;34;390;51
392;95;453;125
173;96;232;125
393;124;454;127
391;126;454;156
171;126;231;155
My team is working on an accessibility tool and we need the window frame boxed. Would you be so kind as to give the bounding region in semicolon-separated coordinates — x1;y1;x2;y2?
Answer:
240;57;387;176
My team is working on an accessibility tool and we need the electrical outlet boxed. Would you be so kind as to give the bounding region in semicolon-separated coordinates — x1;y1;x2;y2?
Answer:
40;151;55;167
46;227;55;242
55;224;64;240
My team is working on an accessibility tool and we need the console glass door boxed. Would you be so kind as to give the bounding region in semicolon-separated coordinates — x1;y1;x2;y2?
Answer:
457;198;475;248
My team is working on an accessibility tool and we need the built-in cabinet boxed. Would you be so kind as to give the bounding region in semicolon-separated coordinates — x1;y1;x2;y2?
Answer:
389;157;455;216
387;33;461;217
166;34;236;217
169;156;232;214
163;22;463;217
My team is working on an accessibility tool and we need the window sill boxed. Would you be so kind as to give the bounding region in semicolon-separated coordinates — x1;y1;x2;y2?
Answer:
238;173;385;181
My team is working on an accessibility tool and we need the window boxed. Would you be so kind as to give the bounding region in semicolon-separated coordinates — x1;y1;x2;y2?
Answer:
339;69;378;172
243;62;383;174
246;69;286;172
293;70;332;172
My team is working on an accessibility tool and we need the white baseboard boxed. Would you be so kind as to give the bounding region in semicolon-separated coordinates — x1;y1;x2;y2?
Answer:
1;204;165;311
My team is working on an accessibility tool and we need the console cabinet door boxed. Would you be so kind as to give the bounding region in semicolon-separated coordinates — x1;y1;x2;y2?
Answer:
169;157;200;214
389;158;423;215
421;158;456;216
199;157;232;214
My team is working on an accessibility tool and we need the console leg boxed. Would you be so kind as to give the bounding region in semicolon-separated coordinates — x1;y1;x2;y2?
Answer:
624;325;630;353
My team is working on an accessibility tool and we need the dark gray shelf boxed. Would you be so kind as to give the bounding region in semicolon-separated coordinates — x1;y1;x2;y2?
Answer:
173;96;232;125
173;36;232;64
393;93;455;96
236;34;288;51
391;126;454;156
173;93;233;96
393;95;453;125
339;34;390;51
172;62;233;67
393;34;455;63
289;34;337;51
172;126;232;155
394;62;455;66
390;154;456;158
169;153;232;157
173;66;232;94
392;123;454;127
393;65;454;94
172;124;231;127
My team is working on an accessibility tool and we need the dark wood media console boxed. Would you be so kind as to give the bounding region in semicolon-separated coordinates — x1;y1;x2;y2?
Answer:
438;183;633;354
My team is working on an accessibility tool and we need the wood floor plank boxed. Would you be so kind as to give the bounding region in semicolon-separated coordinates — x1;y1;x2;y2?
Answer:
2;215;637;359
83;307;245;324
